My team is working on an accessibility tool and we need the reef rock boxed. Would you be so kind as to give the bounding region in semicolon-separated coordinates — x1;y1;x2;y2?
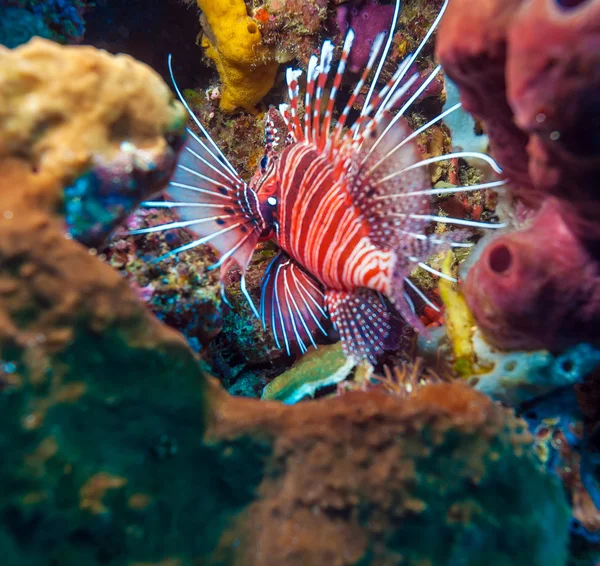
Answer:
0;39;572;566
0;38;186;247
212;383;570;566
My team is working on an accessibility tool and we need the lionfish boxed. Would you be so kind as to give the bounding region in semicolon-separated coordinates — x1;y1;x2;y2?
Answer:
133;0;506;363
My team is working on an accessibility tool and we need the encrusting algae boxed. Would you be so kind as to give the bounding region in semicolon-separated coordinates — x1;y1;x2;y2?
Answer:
196;0;278;113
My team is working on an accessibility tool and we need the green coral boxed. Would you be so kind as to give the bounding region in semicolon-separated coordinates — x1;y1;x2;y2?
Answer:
261;342;356;403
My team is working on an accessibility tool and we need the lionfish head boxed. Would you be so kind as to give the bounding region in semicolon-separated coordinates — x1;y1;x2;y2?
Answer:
249;107;293;240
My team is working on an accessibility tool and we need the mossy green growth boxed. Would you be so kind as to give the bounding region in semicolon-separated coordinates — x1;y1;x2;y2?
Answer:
0;326;270;565
261;342;356;403
386;422;571;565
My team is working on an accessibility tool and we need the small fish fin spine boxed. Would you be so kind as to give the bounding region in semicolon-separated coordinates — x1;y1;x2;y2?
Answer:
260;253;328;356
389;230;470;333
164;130;264;273
303;55;318;142
311;40;335;149
328;32;386;156
285;68;304;142
389;252;428;335
325;288;390;363
319;30;354;152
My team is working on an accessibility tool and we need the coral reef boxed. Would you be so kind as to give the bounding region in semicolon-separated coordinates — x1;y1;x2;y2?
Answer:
259;0;328;66
0;0;89;48
370;357;449;398
107;209;224;353
0;38;186;247
438;251;476;377
522;387;600;553
261;342;355;403
105;206;282;390
0;38;574;566
471;331;600;407
196;0;279;112
212;383;570;566
335;0;395;73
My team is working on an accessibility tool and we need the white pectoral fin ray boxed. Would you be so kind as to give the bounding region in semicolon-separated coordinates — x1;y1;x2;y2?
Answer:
260;254;328;355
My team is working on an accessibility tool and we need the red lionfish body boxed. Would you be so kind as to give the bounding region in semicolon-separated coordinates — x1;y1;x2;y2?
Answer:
134;0;507;363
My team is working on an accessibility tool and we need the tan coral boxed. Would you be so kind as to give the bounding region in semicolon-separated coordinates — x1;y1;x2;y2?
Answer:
0;38;185;191
0;38;186;245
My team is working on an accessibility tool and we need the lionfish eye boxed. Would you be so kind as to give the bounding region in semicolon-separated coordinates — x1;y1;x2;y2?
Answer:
267;196;277;207
260;156;268;170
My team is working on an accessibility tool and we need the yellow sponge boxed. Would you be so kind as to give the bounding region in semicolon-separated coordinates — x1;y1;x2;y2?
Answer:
198;0;278;113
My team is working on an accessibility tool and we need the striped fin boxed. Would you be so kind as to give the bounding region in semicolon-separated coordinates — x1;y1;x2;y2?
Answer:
133;56;266;277
346;113;431;250
260;253;328;356
325;289;390;363
161;132;264;271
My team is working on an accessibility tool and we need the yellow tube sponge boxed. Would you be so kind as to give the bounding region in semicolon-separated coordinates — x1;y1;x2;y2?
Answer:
197;0;278;113
438;251;476;378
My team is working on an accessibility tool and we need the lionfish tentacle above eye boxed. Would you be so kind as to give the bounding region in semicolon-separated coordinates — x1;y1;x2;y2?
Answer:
260;253;328;355
286;68;305;143
133;56;266;284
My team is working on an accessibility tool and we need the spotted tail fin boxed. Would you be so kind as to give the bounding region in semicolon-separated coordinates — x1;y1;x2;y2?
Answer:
325;289;390;364
260;253;328;356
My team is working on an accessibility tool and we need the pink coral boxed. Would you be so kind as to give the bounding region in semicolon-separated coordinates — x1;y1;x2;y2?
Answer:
464;199;600;351
436;0;600;227
437;0;600;353
335;0;395;73
436;0;531;193
507;0;600;225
